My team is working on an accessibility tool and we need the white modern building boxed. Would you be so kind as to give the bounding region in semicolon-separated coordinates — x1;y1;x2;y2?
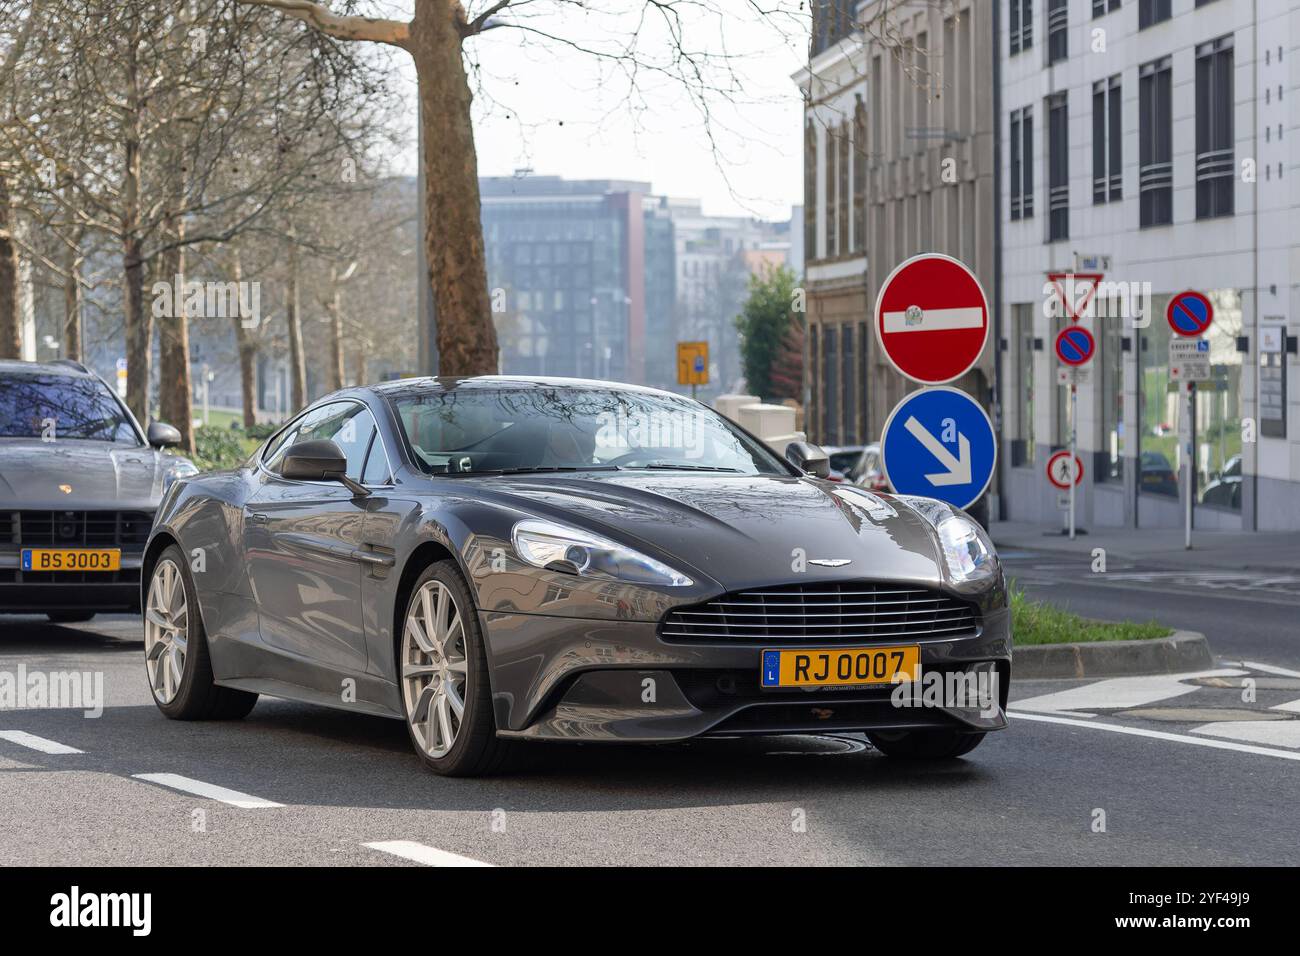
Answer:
998;0;1299;531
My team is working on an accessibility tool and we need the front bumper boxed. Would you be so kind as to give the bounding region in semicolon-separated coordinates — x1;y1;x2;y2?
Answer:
0;552;144;613
483;605;1011;742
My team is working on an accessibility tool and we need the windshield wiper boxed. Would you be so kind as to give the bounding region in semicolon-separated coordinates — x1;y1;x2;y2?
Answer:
641;462;742;473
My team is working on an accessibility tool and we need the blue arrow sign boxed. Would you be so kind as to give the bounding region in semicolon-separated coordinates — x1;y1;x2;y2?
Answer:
880;387;997;511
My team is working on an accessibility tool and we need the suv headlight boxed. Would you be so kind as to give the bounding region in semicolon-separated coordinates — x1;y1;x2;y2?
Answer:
896;496;999;592
511;518;693;587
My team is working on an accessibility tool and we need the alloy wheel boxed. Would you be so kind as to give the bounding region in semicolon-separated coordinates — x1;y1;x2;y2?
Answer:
144;558;189;704
401;579;469;758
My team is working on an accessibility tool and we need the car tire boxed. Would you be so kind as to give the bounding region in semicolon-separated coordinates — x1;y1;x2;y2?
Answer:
398;560;524;777
144;545;258;721
866;729;986;759
47;611;95;624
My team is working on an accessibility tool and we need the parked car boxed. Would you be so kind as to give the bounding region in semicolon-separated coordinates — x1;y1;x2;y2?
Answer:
142;376;1010;776
1139;451;1179;497
850;443;888;491
822;444;866;483
0;360;197;620
1201;454;1242;509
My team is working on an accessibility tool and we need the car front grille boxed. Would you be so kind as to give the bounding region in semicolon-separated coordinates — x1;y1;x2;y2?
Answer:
660;581;979;643
0;510;154;548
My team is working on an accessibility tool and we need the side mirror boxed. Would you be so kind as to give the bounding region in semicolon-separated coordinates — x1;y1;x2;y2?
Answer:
281;439;348;481
147;422;182;448
785;441;831;479
280;439;370;497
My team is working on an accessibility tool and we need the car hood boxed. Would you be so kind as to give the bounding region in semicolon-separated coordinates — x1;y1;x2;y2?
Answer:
470;472;947;591
0;438;182;510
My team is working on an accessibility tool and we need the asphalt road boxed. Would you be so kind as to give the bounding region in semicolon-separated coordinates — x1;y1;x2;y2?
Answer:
2;600;1298;867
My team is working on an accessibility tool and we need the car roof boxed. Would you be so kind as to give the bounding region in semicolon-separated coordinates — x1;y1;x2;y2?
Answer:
0;359;95;378
366;375;686;402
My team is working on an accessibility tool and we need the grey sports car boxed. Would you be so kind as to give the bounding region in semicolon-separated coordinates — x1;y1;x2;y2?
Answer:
1;359;195;620
143;376;1010;776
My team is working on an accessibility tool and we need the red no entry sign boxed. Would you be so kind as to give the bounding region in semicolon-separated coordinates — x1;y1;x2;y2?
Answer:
874;254;990;385
1046;450;1084;489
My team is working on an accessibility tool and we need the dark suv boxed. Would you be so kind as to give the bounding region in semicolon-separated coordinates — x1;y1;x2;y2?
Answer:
0;360;197;621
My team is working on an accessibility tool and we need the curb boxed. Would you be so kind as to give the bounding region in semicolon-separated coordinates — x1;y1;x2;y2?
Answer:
1013;630;1214;679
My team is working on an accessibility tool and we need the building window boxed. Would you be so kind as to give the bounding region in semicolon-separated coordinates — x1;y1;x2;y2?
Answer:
1093;76;1122;203
1138;298;1179;499
1009;0;1033;56
822;323;839;444
1138;0;1171;29
1010;106;1034;220
1047;0;1069;65
853;99;866;251
1012;304;1036;466
1098;302;1125;483
804;121;816;259
838;121;850;254
1047;92;1069;241
1093;0;1122;15
1196;35;1235;219
1139;56;1173;227
841;325;855;442
824;126;837;256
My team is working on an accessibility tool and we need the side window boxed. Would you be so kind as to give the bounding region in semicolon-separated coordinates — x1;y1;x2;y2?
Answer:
362;432;392;485
264;401;376;481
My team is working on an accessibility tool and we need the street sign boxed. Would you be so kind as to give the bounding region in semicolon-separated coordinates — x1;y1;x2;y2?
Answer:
1056;365;1093;386
1055;325;1095;367
1169;338;1211;382
1167;291;1214;338
1046;450;1084;490
677;341;709;387
1047;273;1104;323
874;253;989;385
879;387;997;511
115;358;127;398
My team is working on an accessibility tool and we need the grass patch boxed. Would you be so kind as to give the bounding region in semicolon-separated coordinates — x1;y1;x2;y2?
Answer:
1010;585;1173;646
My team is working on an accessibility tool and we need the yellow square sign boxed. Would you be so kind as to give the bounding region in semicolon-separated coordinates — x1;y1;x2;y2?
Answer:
677;341;709;386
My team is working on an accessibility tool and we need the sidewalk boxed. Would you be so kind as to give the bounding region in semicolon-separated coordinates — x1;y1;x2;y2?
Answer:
991;520;1300;574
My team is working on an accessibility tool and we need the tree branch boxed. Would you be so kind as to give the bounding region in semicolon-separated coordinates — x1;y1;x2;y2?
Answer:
234;0;411;49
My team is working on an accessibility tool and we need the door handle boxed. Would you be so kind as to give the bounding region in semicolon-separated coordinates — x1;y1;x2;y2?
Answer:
247;512;269;525
350;547;395;568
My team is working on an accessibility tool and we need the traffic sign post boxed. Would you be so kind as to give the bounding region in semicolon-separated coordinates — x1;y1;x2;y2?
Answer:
1164;292;1213;549
1055;326;1095;366
1052;326;1095;540
1046;449;1084;539
879;387;997;511
676;341;709;399
1167;291;1214;338
873;254;990;385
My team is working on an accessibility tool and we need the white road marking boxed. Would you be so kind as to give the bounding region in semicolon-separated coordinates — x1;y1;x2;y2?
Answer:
1271;699;1300;714
1010;711;1300;762
1240;661;1300;680
1011;669;1244;717
0;730;84;755
363;840;493;867
1190;721;1300;749
883;306;983;334
132;773;284;809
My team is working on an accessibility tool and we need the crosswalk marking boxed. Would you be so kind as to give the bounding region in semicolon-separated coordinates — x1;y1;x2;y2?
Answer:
1011;711;1300;762
132;773;284;809
1190;720;1300;749
0;730;84;755
1012;669;1244;717
363;840;493;867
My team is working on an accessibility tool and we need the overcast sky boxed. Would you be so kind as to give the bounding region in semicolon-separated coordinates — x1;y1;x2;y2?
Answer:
386;1;809;222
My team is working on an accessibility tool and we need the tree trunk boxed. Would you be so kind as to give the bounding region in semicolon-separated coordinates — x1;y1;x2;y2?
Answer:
157;218;194;454
286;229;306;411
409;3;497;376
354;345;367;387
328;266;344;390
122;50;151;421
63;237;83;362
231;249;258;429
0;175;22;360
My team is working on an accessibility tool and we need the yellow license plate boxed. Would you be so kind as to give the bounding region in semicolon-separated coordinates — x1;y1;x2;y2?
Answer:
761;646;920;688
21;548;121;572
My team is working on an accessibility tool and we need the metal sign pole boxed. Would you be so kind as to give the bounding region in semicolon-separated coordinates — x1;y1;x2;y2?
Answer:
1069;381;1077;541
1185;382;1194;550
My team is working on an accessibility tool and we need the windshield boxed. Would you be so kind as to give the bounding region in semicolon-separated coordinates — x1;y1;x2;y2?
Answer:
0;373;140;444
389;386;792;477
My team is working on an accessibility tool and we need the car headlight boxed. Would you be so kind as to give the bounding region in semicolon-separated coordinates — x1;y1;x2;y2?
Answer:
163;458;199;493
896;496;999;591
511;518;693;587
